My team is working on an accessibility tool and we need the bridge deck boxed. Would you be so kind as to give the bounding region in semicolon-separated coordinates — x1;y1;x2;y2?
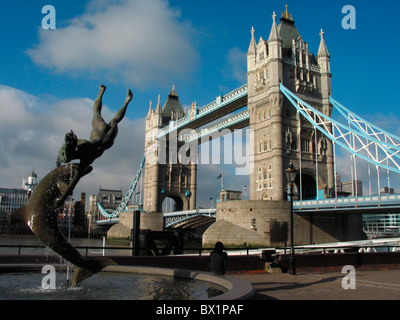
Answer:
294;194;400;214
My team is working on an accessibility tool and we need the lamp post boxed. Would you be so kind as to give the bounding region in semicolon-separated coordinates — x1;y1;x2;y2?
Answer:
285;160;297;275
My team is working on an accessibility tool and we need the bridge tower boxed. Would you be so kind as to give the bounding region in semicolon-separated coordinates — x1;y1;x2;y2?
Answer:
143;86;197;213
247;6;334;201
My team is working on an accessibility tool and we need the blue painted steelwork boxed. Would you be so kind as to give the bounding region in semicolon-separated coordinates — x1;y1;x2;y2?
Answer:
280;83;400;174
329;96;400;151
97;155;145;220
294;194;400;213
157;84;248;139
184;109;249;143
96;218;120;226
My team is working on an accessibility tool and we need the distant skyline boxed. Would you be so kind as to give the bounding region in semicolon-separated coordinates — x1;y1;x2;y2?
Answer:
1;0;400;207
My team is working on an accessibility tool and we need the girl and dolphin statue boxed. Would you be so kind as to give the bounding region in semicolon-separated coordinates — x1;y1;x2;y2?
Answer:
10;85;133;286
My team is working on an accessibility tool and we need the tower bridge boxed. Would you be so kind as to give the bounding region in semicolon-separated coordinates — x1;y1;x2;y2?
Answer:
98;6;400;247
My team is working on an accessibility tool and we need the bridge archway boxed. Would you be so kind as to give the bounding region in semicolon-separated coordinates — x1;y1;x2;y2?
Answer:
294;170;328;200
295;172;316;200
261;192;269;201
160;192;189;213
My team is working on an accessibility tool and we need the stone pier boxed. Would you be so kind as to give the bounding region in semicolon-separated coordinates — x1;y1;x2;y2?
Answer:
202;200;365;247
107;211;164;239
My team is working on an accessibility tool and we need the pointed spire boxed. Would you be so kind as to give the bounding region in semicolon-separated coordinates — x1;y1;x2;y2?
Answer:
146;100;153;119
247;26;257;55
318;28;330;57
268;11;281;42
155;94;162;114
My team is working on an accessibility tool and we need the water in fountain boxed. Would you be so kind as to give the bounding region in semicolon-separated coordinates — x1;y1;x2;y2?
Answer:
0;270;225;300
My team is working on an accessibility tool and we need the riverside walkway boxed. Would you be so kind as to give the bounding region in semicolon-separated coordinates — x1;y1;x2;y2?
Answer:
234;269;400;300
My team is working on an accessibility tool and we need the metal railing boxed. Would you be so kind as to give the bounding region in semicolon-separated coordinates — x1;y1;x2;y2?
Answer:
278;243;400;255
294;194;400;212
0;244;260;257
1;243;400;258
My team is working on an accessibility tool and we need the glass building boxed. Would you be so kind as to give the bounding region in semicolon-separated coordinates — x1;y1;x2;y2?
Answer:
363;213;400;238
0;188;29;214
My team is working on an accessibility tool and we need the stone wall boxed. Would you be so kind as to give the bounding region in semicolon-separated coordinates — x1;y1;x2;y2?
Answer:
202;200;291;247
202;200;366;247
107;211;164;239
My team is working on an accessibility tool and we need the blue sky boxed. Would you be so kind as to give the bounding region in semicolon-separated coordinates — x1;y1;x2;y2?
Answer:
1;0;400;207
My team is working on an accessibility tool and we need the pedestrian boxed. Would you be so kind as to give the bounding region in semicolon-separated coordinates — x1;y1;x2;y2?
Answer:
208;241;227;275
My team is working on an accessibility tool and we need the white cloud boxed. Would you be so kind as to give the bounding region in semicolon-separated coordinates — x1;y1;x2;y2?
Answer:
223;47;247;84
0;85;145;202
27;0;199;87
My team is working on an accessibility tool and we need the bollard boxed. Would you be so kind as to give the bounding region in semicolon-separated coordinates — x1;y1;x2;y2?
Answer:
131;210;141;256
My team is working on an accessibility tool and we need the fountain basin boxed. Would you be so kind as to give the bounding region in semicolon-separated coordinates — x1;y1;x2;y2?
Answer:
0;264;254;300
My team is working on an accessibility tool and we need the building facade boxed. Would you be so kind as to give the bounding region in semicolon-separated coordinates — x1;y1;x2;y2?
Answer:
0;170;38;234
0;188;28;215
247;7;334;201
58;193;86;234
88;188;124;220
363;214;400;239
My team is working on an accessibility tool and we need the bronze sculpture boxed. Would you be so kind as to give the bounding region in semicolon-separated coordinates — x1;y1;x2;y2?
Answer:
11;85;133;286
56;85;133;205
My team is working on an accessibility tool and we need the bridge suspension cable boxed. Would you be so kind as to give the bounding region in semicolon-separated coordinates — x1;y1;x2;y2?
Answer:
97;155;145;219
280;83;400;175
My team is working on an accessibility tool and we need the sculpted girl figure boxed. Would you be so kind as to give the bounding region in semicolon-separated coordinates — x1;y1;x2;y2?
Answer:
56;85;133;205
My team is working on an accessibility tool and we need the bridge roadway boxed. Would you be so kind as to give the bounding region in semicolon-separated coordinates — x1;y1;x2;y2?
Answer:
164;194;400;226
294;194;400;214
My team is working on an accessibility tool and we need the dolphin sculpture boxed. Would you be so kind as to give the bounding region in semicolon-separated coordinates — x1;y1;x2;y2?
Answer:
10;164;115;286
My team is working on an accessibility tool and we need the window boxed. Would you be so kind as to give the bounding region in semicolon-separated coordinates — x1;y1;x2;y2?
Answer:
302;138;310;152
302;50;306;65
290;68;295;79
